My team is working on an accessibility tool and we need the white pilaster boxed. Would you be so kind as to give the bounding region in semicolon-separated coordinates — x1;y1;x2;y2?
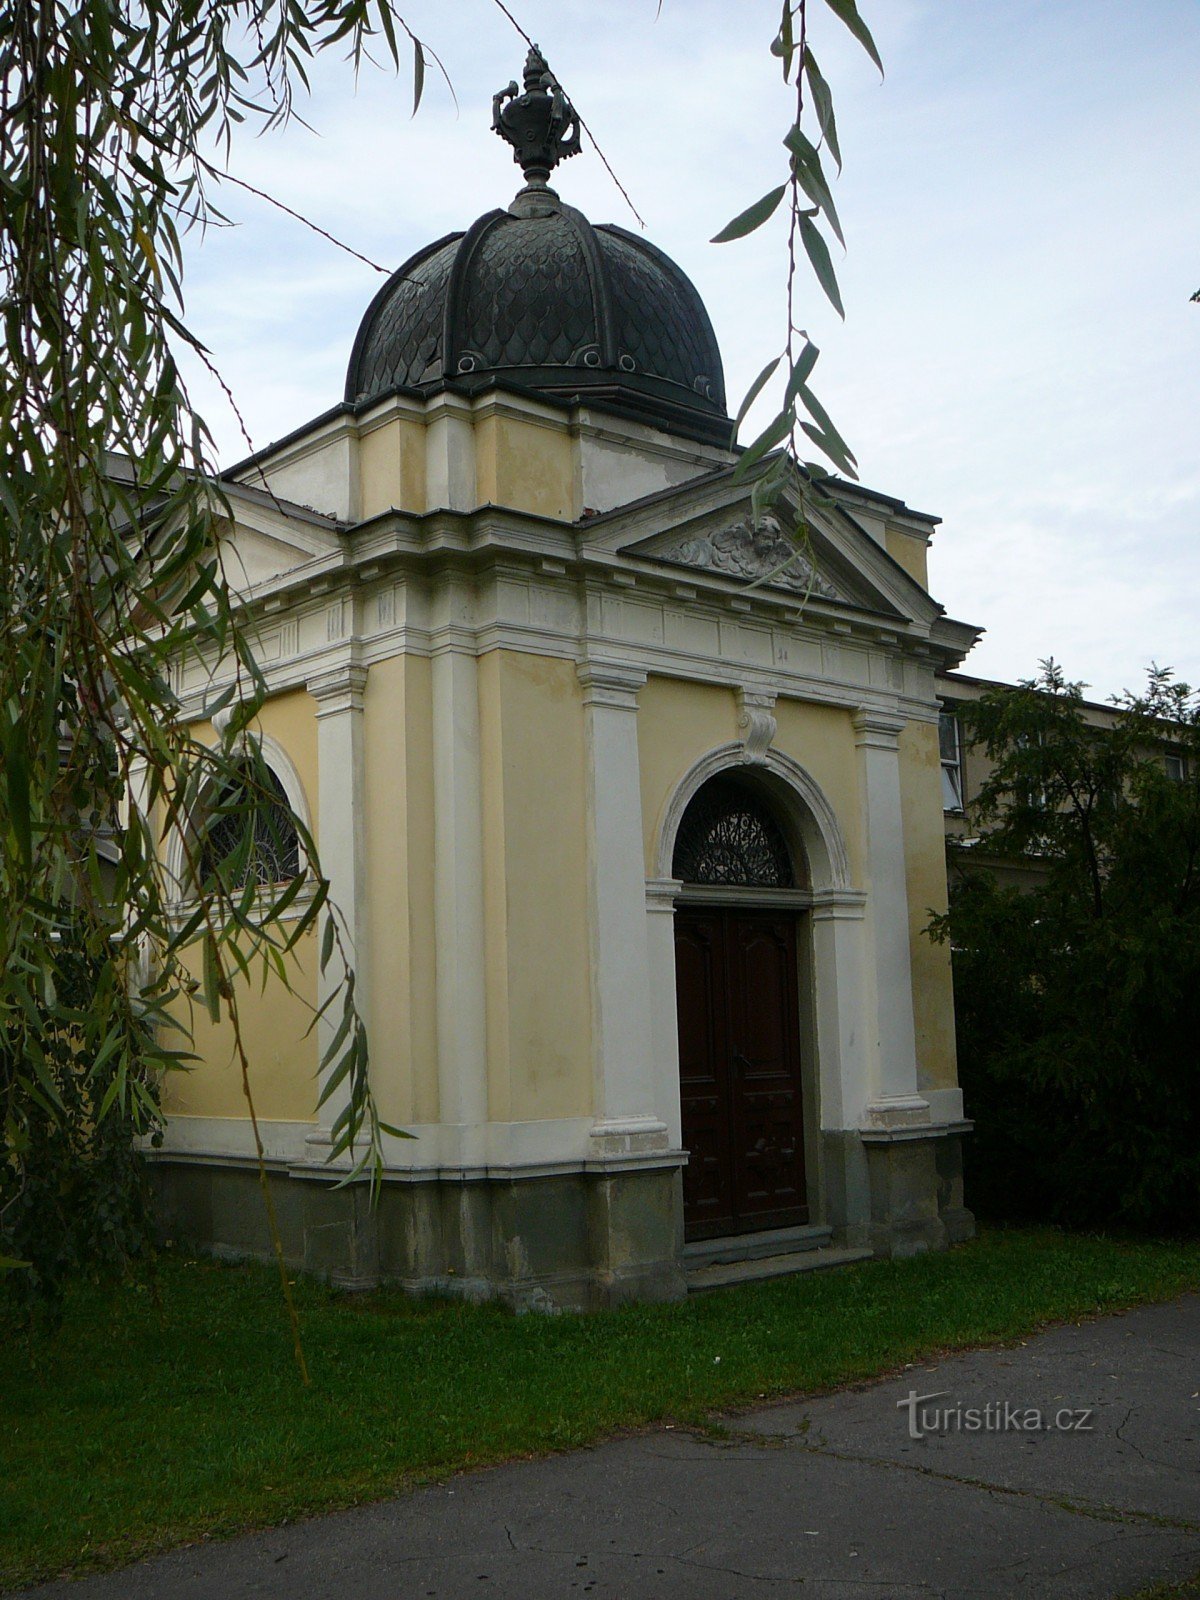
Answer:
125;752;151;858
852;709;929;1130
124;753;156;998
809;889;870;1131
307;661;369;1146
578;661;667;1153
644;878;685;1147
425;400;477;512
431;644;489;1141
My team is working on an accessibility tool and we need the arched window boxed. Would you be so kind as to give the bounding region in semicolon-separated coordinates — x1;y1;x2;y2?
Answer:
672;773;796;889
197;757;302;888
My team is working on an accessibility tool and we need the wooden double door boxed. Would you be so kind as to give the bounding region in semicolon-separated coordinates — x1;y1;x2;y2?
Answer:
674;906;809;1240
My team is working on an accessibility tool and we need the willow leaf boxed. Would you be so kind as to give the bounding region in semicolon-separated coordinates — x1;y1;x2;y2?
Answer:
803;48;842;171
712;184;787;244
732;355;783;441
819;0;884;75
733;408;794;481
798;213;844;318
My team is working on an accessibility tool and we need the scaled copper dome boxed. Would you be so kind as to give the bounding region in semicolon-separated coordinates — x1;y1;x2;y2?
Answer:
345;47;729;446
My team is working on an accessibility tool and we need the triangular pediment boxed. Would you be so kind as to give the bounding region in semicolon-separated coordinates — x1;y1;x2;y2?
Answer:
586;465;940;627
220;522;325;589
217;484;343;596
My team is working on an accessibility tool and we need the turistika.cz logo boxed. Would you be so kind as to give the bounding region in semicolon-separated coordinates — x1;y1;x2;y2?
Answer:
897;1390;1095;1441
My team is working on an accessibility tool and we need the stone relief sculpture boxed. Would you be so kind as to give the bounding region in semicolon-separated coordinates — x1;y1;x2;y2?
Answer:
657;516;840;599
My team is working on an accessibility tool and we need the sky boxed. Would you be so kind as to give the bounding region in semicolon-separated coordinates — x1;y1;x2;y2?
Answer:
178;0;1200;699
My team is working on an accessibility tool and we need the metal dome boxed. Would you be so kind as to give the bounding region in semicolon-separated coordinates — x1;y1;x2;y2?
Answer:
346;47;728;443
344;197;729;445
346;48;728;443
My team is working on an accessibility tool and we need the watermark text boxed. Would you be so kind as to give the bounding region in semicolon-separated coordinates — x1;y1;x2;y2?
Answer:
897;1389;1095;1441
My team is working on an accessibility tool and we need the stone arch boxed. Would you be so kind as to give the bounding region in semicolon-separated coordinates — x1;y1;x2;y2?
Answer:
244;733;311;839
661;744;854;1242
654;742;851;894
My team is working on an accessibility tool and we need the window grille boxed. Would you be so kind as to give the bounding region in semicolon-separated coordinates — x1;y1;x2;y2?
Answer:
672;775;795;888
198;759;301;888
939;709;964;813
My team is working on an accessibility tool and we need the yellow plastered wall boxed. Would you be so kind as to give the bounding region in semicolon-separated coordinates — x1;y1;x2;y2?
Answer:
262;688;320;835
162;687;322;1123
885;529;929;589
771;699;865;885
164;932;320;1122
355;410;575;523
898;720;958;1090
358;417;428;520
363;653;439;1127
636;680;865;887
475;413;575;520
637;678;740;872
478;650;592;1121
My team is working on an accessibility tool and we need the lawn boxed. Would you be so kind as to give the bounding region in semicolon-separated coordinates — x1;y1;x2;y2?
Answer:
2;1226;1198;1591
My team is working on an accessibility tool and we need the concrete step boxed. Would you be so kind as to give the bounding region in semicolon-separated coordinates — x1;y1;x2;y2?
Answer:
683;1223;833;1270
686;1244;874;1293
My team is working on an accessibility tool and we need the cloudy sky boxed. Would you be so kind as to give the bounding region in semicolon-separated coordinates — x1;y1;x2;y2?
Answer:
179;0;1200;699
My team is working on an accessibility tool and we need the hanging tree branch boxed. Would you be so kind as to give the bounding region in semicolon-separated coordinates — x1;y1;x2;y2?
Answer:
714;0;882;549
0;0;429;1332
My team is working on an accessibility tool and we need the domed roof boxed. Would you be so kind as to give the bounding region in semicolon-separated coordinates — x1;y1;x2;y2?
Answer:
345;203;727;443
345;48;728;446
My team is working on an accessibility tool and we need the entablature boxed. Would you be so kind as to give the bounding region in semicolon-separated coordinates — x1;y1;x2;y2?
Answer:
172;461;981;728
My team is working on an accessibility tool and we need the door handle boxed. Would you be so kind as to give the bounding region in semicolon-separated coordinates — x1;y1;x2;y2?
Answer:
732;1049;754;1075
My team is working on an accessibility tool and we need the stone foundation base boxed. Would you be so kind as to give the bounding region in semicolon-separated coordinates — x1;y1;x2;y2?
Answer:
150;1127;973;1304
149;1157;688;1312
820;1127;975;1260
935;1131;977;1245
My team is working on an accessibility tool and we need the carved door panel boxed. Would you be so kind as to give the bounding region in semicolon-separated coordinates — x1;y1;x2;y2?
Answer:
674;909;735;1237
675;907;808;1240
725;912;809;1228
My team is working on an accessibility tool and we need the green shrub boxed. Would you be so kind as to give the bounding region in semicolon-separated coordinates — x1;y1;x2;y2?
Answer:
1;922;159;1322
931;664;1200;1232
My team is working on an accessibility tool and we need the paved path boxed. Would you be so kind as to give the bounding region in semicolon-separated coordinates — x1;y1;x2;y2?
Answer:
19;1295;1200;1599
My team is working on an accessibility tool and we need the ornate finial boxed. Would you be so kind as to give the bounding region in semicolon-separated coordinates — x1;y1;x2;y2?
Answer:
492;45;581;191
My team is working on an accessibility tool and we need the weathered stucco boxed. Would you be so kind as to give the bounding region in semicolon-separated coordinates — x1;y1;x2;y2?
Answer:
478;649;592;1123
154;366;976;1297
899;719;959;1092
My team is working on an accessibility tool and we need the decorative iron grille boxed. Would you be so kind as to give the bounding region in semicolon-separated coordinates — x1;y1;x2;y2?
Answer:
672;775;794;888
198;760;301;888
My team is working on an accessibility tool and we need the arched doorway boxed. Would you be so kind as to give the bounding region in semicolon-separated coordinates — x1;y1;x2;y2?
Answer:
672;772;811;1241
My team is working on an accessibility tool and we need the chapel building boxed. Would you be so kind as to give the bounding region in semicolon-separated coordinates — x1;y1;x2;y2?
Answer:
153;50;981;1306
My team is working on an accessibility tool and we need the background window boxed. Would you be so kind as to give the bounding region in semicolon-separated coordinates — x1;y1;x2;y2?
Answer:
939;709;964;812
1166;752;1187;782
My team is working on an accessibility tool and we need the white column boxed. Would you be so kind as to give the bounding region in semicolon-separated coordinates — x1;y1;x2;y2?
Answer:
307;662;369;1149
578;661;667;1154
852;709;930;1130
431;644;489;1143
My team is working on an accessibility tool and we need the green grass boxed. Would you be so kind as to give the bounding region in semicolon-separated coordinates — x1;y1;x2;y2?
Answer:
1124;1577;1200;1599
2;1226;1197;1591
